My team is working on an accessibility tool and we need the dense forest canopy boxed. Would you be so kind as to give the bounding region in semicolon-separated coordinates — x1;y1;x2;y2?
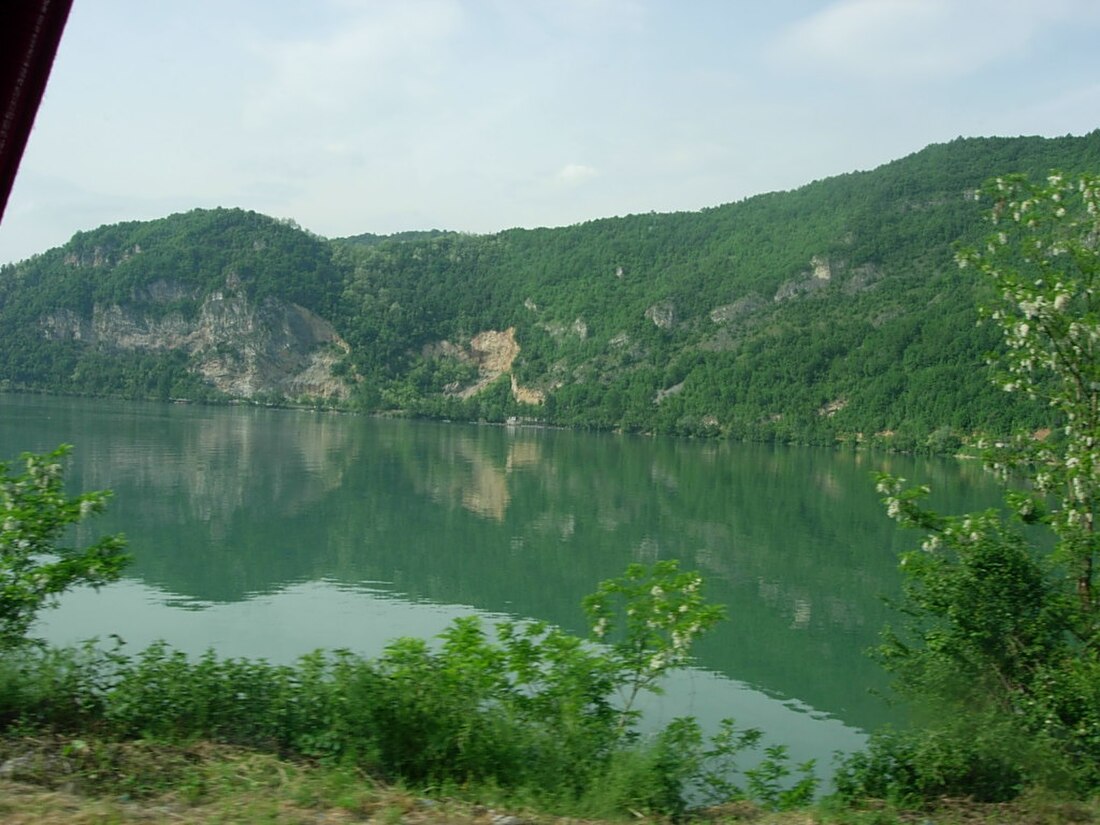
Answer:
3;132;1100;449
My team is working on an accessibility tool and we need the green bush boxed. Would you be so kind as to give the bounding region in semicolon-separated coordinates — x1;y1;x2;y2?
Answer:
0;562;814;816
0;446;128;649
833;727;1026;805
0;643;110;731
844;173;1100;806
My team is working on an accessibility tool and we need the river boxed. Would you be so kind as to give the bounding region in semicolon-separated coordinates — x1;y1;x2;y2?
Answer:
0;392;1005;780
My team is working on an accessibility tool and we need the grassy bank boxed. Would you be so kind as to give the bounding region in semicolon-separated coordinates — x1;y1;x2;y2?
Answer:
2;735;1098;825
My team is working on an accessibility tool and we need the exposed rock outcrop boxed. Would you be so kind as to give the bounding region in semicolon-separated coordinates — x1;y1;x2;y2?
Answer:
645;301;677;329
774;255;836;302
709;294;765;324
427;327;545;405
39;276;351;401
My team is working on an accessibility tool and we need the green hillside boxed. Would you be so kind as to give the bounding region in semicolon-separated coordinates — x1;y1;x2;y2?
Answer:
3;132;1100;448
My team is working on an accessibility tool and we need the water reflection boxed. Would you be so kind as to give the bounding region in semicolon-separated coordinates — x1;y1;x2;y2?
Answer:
37;576;868;783
1;393;1005;738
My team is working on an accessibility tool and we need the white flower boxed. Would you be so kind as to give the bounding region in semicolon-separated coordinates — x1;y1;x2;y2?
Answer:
875;477;902;495
1072;477;1087;502
1018;301;1039;319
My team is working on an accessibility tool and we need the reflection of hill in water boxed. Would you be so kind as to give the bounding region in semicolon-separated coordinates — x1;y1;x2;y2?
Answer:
0;394;1003;731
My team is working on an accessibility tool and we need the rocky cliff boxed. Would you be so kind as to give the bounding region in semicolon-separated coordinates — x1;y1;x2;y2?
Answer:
39;273;351;402
6;133;1099;441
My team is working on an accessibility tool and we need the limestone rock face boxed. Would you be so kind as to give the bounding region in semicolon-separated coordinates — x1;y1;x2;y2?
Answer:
644;301;677;329
424;327;544;405
38;276;351;401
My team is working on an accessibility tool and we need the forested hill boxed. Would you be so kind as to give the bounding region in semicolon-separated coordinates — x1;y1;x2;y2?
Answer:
3;132;1100;449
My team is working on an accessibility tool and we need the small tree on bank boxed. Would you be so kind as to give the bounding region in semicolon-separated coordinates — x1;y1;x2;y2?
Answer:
958;172;1099;644
843;174;1100;802
0;444;129;648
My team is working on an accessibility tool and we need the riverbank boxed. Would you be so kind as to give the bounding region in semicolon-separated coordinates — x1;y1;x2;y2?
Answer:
1;736;1097;825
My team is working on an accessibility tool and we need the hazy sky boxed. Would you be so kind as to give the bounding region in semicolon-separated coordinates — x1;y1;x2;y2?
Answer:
3;0;1100;264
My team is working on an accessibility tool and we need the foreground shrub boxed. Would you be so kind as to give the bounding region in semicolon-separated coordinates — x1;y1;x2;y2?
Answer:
0;642;113;731
0;445;128;649
0;561;816;815
833;726;1027;805
848;173;1100;807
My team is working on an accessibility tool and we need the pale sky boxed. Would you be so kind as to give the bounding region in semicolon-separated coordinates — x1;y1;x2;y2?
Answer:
3;0;1100;265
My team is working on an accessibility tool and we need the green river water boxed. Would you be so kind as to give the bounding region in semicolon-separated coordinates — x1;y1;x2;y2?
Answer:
0;392;1005;779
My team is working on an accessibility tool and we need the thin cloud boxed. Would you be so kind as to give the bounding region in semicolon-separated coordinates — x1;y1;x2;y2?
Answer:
986;81;1100;137
246;0;464;122
555;163;599;187
772;0;1086;81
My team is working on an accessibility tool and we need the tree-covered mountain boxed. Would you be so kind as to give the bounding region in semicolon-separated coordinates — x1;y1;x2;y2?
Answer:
3;132;1099;449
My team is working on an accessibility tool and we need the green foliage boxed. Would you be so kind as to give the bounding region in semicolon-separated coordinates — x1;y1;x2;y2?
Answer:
102;642;295;748
744;744;818;811
0;446;128;649
0;208;341;404
839;171;1100;806
873;479;1068;698
0;641;115;731
583;560;725;719
5;134;1100;442
0;561;812;816
832;725;1029;805
330;133;1095;442
959;172;1100;626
